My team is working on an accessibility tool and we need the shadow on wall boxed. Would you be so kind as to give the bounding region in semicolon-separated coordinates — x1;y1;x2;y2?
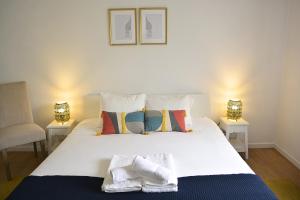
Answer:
33;104;53;128
32;93;100;128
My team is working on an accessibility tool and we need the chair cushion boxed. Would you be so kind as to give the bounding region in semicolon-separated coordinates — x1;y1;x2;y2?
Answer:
0;123;46;150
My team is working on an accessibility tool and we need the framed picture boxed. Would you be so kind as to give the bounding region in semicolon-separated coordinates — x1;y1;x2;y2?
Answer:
108;8;137;45
139;8;167;45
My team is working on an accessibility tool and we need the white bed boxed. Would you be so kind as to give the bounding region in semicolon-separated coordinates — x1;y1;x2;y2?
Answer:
10;94;276;200
32;117;254;178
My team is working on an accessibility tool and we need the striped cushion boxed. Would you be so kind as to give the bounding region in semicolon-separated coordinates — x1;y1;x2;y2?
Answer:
145;110;189;132
101;111;144;134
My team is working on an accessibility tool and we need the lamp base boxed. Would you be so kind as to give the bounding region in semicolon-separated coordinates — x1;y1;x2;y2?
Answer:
227;117;241;122
55;119;70;125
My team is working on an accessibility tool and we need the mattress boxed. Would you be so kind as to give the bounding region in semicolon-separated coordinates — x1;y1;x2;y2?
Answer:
32;117;254;178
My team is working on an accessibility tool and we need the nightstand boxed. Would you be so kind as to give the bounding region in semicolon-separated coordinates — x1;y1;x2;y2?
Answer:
219;117;249;159
46;119;75;153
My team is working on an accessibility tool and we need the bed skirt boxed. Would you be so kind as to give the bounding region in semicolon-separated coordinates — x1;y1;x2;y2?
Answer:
7;174;277;200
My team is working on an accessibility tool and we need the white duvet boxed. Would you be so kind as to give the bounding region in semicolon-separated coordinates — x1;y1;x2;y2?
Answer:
32;117;254;177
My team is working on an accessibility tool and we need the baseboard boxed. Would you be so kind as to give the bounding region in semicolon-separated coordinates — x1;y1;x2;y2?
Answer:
248;143;275;149
274;144;300;170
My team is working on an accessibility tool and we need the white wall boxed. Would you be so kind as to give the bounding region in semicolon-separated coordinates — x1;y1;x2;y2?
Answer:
0;0;288;145
276;0;300;168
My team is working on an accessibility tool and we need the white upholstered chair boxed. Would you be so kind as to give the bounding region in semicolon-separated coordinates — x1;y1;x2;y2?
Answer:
0;81;47;180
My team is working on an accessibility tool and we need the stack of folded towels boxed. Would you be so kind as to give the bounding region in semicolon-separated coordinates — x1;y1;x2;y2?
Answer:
102;153;178;193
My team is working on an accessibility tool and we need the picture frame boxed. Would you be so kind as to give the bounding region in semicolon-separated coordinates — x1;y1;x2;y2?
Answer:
108;8;137;45
139;8;167;45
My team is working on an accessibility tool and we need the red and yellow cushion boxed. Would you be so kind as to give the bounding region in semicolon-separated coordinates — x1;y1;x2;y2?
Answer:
145;110;190;132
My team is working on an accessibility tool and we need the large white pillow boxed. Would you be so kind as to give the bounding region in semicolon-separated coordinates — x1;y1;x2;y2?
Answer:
146;94;194;130
146;95;193;110
100;92;146;112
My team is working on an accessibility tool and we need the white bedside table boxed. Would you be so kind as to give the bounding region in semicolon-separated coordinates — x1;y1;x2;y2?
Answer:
219;117;249;159
46;119;75;153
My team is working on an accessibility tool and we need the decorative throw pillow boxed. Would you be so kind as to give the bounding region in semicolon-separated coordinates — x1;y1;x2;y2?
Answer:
101;111;144;135
145;110;189;132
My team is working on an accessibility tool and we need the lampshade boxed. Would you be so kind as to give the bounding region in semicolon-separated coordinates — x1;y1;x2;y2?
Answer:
227;99;242;121
54;101;70;124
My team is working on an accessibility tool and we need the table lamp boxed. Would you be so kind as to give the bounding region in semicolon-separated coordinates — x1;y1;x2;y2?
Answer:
54;101;70;124
227;99;242;121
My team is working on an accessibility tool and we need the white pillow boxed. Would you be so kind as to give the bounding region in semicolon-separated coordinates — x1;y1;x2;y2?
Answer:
146;94;194;130
100;92;146;112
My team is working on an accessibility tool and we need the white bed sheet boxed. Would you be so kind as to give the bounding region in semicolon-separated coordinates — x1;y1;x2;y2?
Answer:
32;117;254;178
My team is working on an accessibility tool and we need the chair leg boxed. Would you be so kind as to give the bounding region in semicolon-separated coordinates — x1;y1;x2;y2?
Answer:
1;149;12;181
40;140;47;158
33;142;38;158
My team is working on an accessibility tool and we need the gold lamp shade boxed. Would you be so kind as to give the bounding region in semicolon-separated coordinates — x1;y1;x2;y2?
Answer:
54;101;70;124
227;99;242;121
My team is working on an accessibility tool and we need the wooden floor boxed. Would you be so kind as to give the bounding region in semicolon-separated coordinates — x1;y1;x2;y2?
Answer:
0;151;44;183
246;148;300;187
0;148;300;195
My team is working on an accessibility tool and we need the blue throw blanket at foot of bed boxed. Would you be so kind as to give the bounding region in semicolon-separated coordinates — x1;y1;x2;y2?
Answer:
7;174;277;200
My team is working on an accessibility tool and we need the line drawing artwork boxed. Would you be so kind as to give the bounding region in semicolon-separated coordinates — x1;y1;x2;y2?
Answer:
125;18;132;39
115;15;132;40
145;17;152;38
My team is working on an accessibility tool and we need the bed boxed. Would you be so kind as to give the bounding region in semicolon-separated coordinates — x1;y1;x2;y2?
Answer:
7;94;277;200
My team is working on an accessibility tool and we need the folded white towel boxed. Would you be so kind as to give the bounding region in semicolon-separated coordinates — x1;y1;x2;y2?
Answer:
142;185;178;193
111;165;139;183
134;154;178;193
132;155;172;184
102;176;142;193
102;155;142;193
